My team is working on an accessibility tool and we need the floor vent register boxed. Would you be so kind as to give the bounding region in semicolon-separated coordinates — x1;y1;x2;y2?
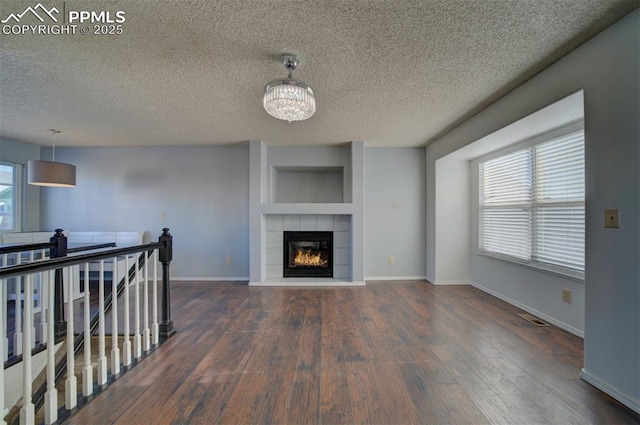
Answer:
518;313;550;327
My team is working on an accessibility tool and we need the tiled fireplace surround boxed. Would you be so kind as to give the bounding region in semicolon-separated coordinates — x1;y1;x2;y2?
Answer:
266;215;351;282
249;141;365;286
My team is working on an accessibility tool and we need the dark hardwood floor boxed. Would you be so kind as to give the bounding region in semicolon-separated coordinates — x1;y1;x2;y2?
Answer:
65;281;639;425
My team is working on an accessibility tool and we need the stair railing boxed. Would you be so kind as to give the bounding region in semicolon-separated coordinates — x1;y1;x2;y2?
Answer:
0;228;174;425
1;237;118;363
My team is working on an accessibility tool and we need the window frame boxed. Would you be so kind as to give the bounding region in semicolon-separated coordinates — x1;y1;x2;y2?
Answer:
0;161;23;233
474;121;585;281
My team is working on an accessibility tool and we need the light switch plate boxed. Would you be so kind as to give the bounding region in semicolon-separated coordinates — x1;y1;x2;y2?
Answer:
604;208;619;228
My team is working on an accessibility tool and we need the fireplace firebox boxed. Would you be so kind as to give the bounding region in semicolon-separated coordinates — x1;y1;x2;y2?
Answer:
283;231;333;278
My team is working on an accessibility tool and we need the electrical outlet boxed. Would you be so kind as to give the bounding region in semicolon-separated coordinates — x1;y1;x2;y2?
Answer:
226;256;233;265
562;289;572;303
160;212;166;221
604;208;619;228
389;256;395;264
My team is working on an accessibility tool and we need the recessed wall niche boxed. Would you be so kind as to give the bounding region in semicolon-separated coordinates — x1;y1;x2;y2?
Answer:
271;166;344;204
250;141;364;286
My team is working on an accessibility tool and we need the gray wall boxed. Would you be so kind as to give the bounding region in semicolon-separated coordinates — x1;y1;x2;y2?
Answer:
41;145;250;279
41;143;424;281
426;10;639;411
0;137;41;231
364;148;426;279
434;155;470;284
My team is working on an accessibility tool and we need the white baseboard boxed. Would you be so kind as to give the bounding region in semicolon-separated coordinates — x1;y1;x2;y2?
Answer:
580;369;640;414
365;276;427;281
431;280;472;286
470;281;584;338
250;279;365;287
173;277;249;282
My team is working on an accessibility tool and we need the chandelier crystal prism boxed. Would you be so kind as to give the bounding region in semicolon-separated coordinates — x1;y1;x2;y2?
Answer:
263;54;316;122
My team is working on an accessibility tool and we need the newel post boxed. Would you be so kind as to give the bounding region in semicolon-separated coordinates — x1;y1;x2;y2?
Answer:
50;229;67;340
158;228;175;340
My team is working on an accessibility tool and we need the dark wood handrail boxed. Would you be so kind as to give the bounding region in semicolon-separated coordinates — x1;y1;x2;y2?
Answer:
0;242;164;280
67;242;117;254
0;242;116;262
0;242;53;255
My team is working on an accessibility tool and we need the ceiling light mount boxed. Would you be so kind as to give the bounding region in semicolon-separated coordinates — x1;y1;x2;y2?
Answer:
263;53;316;122
281;54;299;76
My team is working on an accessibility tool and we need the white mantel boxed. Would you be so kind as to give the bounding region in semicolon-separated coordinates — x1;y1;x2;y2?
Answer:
248;141;365;286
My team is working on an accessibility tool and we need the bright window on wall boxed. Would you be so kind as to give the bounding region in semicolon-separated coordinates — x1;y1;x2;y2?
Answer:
478;127;585;278
0;162;21;232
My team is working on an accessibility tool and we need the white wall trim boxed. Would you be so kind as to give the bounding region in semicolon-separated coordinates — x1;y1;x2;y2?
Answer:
173;277;249;282
470;281;584;338
431;280;472;286
580;369;640;414
365;276;427;281
249;279;365;287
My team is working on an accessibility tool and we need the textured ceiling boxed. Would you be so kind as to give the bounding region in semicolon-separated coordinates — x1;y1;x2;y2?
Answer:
0;0;637;147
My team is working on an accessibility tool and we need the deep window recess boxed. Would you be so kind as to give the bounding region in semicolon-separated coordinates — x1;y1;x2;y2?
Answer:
0;162;21;232
479;129;585;277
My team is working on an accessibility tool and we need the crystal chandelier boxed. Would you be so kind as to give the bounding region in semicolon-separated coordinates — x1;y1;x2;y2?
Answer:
263;54;316;122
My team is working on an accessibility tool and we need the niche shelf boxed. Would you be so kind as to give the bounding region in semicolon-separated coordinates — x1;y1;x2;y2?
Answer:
271;166;345;204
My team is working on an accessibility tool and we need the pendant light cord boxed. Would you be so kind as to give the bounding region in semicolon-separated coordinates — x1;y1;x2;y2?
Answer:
48;128;60;162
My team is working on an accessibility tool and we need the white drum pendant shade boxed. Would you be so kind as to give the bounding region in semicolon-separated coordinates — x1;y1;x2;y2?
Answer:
27;160;76;187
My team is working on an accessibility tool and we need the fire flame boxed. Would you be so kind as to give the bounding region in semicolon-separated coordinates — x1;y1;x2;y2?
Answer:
293;248;328;267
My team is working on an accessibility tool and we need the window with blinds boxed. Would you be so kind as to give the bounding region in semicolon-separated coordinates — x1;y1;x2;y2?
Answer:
479;130;585;275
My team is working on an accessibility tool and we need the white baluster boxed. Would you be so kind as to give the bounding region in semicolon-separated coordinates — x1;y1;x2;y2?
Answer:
39;249;48;345
133;254;141;359
20;274;35;425
152;249;159;345
82;263;93;396
14;254;23;356
65;267;77;410
110;256;120;376
2;255;7;360
122;254;131;366
28;251;36;349
143;250;150;352
44;271;57;425
97;259;108;385
0;278;6;424
39;266;47;345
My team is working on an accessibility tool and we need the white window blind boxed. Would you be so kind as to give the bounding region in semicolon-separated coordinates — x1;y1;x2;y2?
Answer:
534;132;585;271
479;130;585;274
480;149;532;260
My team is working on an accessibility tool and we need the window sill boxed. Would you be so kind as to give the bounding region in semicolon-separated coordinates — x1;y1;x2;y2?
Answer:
477;250;584;282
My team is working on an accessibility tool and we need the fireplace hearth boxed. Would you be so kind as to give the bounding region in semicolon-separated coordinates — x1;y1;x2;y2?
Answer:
283;231;333;278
